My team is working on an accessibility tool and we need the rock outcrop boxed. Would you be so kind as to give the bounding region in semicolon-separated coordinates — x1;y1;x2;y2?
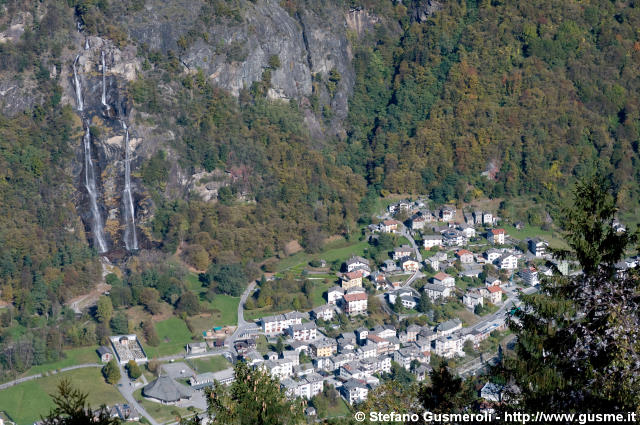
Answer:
118;0;355;137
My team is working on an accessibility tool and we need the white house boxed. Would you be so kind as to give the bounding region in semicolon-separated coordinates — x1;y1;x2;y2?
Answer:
311;305;336;321
402;259;420;272
381;220;399;233
484;285;503;304
485;275;502;287
455;249;474;264
410;215;427;230
442;229;466;247
286;322;318;341
261;312;305;335
425;256;440;271
520;266;539;286
434;334;464;358
423;280;449;301
327;286;344;305
497;253;518;270
342;292;368;316
436;319;462;337
432;272;455;287
463;291;484;309
459;224;476;239
423;234;443;249
393;245;414;260
345;256;371;276
484;249;502;263
341;379;369;405
483;212;493;226
489;228;505;245
528;238;548;257
441;206;456;222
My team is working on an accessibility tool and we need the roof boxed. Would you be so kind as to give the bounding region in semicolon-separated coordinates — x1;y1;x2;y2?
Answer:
291;322;317;331
328;286;344;293
423;283;446;292
346;255;369;264
487;285;502;293
143;376;192;402
343;270;363;279
433;272;451;281
423;234;442;240
367;334;387;344
97;346;110;356
344;292;368;302
456;249;473;256
343;378;368;390
491;228;505;235
382;219;398;226
437;319;462;332
395;245;413;252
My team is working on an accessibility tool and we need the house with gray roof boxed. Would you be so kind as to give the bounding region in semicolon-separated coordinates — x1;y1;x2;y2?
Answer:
143;375;192;403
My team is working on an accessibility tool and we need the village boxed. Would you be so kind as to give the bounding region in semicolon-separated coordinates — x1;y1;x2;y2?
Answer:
75;197;618;424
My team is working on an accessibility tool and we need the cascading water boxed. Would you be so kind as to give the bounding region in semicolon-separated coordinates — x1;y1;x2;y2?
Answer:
121;121;138;251
85;38;90;50
101;51;109;109
83;124;108;253
72;56;84;112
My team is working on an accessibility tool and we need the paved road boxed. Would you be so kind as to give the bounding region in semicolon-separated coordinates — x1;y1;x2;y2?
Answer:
0;363;102;390
115;363;160;425
227;280;258;348
401;227;423;262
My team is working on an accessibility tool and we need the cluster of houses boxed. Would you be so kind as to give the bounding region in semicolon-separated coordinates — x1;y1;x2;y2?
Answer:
248;312;507;405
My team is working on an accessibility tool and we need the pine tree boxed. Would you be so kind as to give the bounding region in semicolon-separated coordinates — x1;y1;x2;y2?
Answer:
181;362;305;425
417;363;475;414
41;379;119;425
502;174;640;413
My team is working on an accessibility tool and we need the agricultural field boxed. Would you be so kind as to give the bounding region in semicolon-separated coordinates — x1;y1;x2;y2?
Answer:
187;355;231;374
144;317;194;358
2;346;102;383
0;367;125;424
186;273;240;327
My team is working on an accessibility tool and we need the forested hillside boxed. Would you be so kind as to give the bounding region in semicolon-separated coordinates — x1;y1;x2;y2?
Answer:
343;0;640;214
1;0;640;378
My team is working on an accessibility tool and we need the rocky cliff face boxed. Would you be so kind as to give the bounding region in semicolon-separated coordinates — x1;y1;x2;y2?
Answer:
59;36;155;257
117;0;355;138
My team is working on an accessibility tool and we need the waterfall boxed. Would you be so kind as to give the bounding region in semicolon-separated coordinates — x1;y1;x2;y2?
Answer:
121;121;138;251
85;38;90;50
83;124;108;253
72;56;84;112
101;51;109;109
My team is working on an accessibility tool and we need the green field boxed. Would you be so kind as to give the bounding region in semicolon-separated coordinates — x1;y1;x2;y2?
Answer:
309;281;333;307
207;294;240;326
2;346;101;383
145;317;193;358
275;237;370;273
388;273;412;283
243;279;331;322
0;367;125;425
188;355;231;374
325;398;351;418
506;225;567;248
186;272;240;327
132;388;192;423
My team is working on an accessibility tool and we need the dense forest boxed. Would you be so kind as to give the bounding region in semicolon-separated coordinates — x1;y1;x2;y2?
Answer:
2;0;640;378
